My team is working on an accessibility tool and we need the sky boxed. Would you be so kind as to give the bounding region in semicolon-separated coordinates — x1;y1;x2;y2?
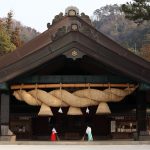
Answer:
0;0;130;32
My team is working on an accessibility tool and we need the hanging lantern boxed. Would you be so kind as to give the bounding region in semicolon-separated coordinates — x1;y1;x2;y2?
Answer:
96;102;111;114
38;104;53;116
67;106;83;115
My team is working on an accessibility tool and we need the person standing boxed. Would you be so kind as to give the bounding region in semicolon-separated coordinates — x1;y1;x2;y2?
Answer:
50;128;57;141
85;126;93;141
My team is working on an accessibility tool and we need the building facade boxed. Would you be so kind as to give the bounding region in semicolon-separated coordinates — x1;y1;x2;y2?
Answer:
0;7;150;141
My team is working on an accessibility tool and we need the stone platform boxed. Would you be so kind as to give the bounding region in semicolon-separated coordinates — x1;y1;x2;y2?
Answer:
0;141;150;150
0;140;150;145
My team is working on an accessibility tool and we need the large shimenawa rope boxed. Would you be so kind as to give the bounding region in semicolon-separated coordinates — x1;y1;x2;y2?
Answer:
49;89;98;107
12;87;137;115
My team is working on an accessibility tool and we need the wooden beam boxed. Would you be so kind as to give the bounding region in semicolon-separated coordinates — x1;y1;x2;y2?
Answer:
11;83;136;90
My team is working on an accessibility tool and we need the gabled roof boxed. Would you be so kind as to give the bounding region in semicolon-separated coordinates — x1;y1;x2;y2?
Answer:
0;14;150;84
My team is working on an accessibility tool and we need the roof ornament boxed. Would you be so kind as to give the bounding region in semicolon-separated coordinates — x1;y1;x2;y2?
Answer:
65;6;79;16
80;12;92;25
71;24;78;31
47;23;51;29
52;12;64;25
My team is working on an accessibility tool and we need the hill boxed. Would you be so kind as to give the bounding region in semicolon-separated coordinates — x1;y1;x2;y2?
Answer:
0;11;40;56
92;4;150;56
1;17;40;43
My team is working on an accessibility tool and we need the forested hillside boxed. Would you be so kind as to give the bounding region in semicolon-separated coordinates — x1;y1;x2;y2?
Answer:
0;11;39;56
92;4;150;53
11;19;40;43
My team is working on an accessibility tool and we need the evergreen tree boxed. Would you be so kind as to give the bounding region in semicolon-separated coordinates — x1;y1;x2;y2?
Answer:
121;0;150;23
0;10;39;56
0;28;16;56
11;27;22;48
5;10;13;35
0;17;16;56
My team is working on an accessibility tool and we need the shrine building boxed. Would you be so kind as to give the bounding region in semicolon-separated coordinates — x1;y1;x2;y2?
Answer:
0;6;150;141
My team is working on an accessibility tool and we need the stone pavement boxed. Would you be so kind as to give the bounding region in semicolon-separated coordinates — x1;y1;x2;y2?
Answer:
0;141;150;150
0;144;150;150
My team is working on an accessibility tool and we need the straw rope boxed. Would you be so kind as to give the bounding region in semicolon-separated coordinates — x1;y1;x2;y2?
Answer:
12;86;137;115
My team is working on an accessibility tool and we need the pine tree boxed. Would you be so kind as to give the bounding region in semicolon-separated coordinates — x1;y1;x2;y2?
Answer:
5;10;13;35
121;1;150;61
121;0;150;23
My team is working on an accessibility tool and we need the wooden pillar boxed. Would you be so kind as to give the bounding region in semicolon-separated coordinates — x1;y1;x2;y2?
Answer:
136;91;147;137
0;93;10;136
0;92;1;136
146;91;150;131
